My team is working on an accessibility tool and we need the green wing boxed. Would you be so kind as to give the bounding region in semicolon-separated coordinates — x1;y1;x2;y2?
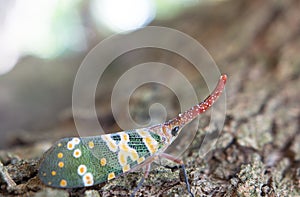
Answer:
38;129;164;188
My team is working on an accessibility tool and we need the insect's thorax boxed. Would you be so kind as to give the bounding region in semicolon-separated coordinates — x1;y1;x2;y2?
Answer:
145;123;178;148
123;128;167;154
101;128;168;158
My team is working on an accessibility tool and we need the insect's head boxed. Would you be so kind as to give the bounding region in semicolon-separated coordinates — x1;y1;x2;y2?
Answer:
171;125;180;136
162;118;185;143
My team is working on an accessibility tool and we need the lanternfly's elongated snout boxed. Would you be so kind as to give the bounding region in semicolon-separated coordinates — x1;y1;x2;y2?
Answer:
178;74;226;124
162;74;227;139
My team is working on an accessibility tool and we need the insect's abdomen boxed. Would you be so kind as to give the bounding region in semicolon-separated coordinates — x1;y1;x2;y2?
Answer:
38;130;164;188
38;137;112;188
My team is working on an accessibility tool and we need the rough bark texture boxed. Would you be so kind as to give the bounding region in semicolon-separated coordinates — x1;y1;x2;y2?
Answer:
1;0;300;196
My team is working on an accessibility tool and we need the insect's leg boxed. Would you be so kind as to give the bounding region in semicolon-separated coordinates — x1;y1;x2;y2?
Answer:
163;164;180;171
143;162;152;178
130;163;151;197
155;156;180;171
159;153;194;197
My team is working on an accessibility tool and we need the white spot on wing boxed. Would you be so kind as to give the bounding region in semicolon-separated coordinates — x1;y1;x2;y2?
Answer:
67;141;75;150
82;172;94;186
73;148;82;158
77;164;87;176
72;137;81;145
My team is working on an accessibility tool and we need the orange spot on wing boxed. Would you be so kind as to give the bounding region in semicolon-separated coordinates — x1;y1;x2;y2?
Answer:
88;141;94;149
107;172;115;180
79;167;85;174
82;173;94;186
72;137;80;144
139;130;148;137
86;180;92;185
57;152;63;158
130;150;138;161
145;137;152;144
145;137;157;154
67;142;73;150
120;143;129;152
119;153;127;166
122;133;129;141
102;135;109;140
85;175;91;180
109;142;117;150
100;158;107;166
122;164;130;172
51;171;56;176
60;179;67;187
137;157;145;164
58;161;64;168
73;149;82;158
149;144;157;153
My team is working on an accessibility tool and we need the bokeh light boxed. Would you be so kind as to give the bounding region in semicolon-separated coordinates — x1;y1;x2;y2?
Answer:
0;0;85;75
91;0;156;33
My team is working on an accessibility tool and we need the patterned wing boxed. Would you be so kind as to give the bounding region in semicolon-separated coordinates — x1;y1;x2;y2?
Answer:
38;129;165;188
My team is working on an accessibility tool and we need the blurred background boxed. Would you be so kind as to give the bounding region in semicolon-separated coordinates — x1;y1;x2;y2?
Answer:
0;0;227;148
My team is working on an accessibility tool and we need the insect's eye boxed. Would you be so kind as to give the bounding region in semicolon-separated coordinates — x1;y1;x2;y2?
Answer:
171;126;179;136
